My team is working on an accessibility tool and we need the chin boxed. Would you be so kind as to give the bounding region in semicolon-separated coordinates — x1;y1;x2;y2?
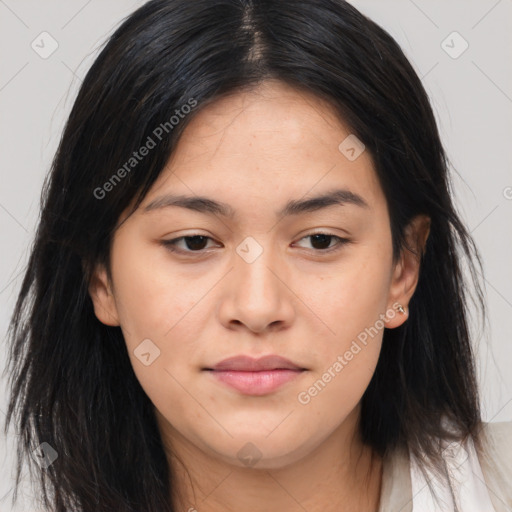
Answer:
204;432;316;471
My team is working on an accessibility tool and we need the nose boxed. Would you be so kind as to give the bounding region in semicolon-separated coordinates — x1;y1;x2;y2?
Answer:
217;242;295;334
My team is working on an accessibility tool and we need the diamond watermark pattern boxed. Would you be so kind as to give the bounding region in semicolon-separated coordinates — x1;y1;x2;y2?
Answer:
338;134;366;161
236;236;264;264
32;442;58;469
31;32;59;59
441;31;469;59
237;442;262;467
134;338;161;366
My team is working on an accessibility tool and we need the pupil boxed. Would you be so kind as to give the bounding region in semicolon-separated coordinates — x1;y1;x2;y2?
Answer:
186;236;208;250
311;234;331;250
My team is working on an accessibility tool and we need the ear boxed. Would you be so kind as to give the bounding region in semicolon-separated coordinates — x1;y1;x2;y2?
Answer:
88;264;120;326
385;215;431;328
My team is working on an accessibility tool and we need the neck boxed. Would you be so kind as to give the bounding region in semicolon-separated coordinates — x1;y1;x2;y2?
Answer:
157;406;383;512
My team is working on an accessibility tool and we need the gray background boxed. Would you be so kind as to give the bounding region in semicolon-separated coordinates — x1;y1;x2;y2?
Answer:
1;1;511;510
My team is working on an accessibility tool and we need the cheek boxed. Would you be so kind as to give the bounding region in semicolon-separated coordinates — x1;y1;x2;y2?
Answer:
303;245;393;343
295;335;382;444
109;244;201;391
110;237;195;339
296;265;390;426
295;246;392;407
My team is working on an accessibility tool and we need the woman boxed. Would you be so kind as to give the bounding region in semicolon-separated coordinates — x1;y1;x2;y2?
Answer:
3;0;511;510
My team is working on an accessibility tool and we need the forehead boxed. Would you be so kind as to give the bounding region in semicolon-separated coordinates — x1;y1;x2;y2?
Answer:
138;80;385;220
169;80;360;165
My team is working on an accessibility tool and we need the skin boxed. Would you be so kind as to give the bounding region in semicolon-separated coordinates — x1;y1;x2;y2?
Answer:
89;79;430;512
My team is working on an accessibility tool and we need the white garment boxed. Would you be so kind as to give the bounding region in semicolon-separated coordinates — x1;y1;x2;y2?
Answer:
410;435;497;511
377;421;512;512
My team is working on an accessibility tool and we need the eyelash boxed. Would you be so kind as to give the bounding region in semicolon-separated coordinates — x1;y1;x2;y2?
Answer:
160;232;351;256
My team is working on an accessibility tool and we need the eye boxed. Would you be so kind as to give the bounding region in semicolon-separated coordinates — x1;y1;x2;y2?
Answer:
161;235;217;254
293;232;351;252
161;232;350;255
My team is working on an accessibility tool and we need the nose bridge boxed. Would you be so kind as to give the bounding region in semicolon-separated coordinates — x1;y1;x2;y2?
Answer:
233;235;282;302
219;234;295;333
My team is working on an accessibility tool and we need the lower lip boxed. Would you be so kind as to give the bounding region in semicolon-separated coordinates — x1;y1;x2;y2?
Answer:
207;369;305;396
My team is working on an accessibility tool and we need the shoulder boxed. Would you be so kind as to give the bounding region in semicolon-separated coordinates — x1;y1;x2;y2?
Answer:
480;420;512;454
477;420;512;511
399;421;512;512
378;421;512;512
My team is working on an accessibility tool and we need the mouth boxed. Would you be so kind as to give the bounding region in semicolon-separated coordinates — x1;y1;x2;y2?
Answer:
203;354;308;396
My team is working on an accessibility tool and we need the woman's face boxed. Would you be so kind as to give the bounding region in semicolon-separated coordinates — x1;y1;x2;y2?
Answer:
89;80;427;470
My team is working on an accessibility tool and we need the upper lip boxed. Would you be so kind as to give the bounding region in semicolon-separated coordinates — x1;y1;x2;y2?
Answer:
207;355;306;372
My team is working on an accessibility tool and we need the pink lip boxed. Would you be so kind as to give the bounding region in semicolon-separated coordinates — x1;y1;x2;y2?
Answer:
209;369;304;395
204;355;307;396
208;354;305;371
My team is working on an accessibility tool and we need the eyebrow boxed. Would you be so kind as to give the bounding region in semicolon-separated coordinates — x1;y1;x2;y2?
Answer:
143;188;369;218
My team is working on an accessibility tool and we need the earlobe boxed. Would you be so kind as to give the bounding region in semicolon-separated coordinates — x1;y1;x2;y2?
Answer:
88;265;120;326
385;215;431;329
383;301;408;328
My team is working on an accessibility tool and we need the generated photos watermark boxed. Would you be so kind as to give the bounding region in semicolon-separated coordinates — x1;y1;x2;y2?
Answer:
297;303;402;405
93;98;197;200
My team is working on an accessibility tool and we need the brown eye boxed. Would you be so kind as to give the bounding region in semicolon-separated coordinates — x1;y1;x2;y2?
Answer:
309;234;334;250
161;232;350;257
161;235;215;253
294;233;350;252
